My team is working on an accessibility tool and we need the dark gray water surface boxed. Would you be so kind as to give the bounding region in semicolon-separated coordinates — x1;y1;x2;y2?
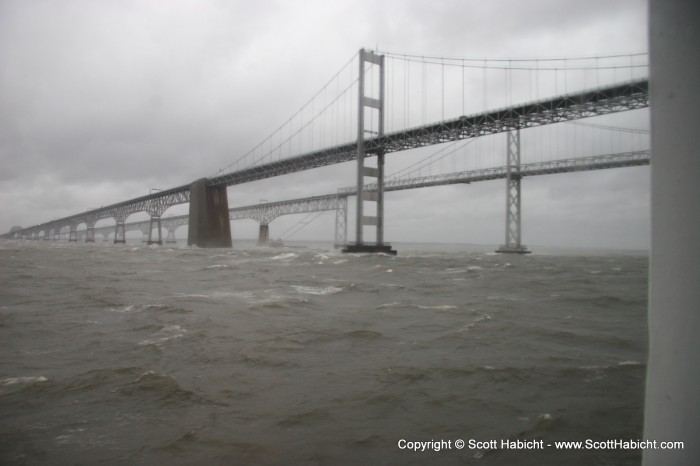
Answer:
0;240;648;465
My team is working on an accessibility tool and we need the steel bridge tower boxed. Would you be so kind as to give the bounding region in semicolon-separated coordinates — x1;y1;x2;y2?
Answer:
496;129;530;254
342;49;396;254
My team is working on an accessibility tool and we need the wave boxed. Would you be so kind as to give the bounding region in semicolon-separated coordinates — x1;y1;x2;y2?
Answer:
203;264;230;270
376;302;458;311
270;252;297;261
138;325;187;348
249;294;312;310
291;285;342;296
107;303;190;314
1;376;48;387
276;407;333;428
9;367;213;408
112;370;207;406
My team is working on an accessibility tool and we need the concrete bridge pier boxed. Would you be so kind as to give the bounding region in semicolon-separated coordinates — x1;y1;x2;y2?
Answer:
187;178;232;248
69;226;78;242
257;224;270;246
165;229;177;244
85;224;95;243
147;216;163;245
114;215;126;244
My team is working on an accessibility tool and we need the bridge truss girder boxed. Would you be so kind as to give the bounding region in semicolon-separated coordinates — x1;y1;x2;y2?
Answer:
206;80;648;189
39;151;650;245
230;195;345;224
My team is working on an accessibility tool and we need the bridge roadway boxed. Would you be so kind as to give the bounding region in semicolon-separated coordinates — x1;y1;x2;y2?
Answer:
4;79;649;241
67;150;650;244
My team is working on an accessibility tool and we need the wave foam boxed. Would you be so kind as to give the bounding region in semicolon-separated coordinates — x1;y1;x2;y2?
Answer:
1;376;48;386
138;325;187;347
291;285;342;296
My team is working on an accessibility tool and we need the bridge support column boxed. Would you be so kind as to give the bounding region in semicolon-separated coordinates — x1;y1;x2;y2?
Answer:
165;229;177;244
187;178;232;248
334;196;348;248
69;226;78;242
257;224;270;246
496;129;530;254
114;221;126;244
147;216;162;245
343;48;395;255
85;223;95;243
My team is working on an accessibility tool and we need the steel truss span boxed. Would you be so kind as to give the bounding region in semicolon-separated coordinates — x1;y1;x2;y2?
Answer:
230;195;345;225
59;150;649;243
207;80;648;187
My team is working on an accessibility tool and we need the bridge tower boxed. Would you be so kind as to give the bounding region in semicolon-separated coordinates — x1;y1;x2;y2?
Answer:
343;49;396;254
496;129;530;254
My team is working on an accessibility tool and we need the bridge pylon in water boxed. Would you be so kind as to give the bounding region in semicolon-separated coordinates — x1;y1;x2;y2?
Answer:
187;178;232;248
343;48;396;255
496;129;531;254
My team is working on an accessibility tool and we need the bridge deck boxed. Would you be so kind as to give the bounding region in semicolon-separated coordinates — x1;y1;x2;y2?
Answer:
208;80;648;187
82;150;649;238
5;80;649;238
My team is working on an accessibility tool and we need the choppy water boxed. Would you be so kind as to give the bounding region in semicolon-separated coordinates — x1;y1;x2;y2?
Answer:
0;240;648;465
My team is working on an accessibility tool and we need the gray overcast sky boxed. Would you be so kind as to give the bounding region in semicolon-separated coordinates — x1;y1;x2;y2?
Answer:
0;0;650;249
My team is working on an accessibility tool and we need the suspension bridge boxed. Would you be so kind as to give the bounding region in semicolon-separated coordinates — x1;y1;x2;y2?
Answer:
3;48;650;253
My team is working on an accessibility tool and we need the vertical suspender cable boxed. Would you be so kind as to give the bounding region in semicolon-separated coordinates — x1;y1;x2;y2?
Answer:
441;57;445;121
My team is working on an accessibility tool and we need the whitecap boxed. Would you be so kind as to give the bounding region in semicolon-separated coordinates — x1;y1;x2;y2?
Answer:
107;304;139;313
138;325;186;347
291;285;342;296
205;264;229;269
618;360;643;366
1;376;48;386
271;253;297;261
377;302;403;309
415;304;458;310
538;413;552;421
